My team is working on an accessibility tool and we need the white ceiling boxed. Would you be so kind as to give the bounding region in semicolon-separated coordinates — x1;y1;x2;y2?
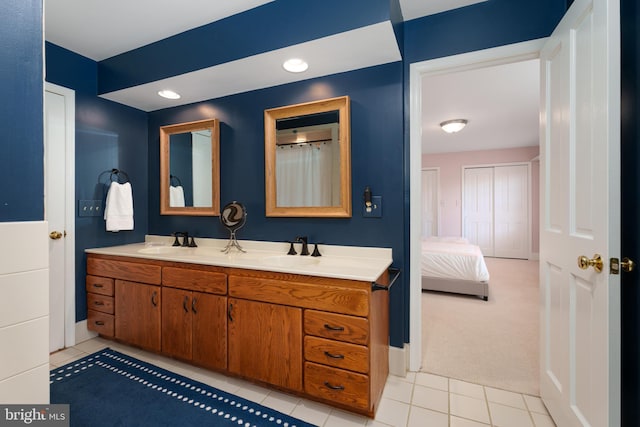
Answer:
44;0;538;155
421;59;540;154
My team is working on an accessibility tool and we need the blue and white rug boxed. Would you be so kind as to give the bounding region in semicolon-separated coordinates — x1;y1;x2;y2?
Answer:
50;348;317;427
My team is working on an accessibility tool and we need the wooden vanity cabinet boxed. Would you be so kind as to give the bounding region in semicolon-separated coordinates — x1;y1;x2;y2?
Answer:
161;266;227;371
227;298;303;391
115;279;161;352
86;254;390;418
86;275;115;337
87;255;162;351
228;270;389;417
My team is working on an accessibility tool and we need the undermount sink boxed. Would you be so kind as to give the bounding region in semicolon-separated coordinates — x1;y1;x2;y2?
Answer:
260;255;320;267
137;246;184;255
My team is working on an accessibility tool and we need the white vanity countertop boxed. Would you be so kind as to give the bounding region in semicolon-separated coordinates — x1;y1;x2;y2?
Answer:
85;235;393;282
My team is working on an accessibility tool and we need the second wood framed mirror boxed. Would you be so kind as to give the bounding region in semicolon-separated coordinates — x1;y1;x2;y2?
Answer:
160;118;220;216
264;96;351;217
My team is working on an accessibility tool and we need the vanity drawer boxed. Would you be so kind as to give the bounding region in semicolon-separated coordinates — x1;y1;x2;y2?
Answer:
229;276;368;316
87;310;114;337
304;310;368;345
304;336;368;373
162;267;227;294
87;257;162;285
87;293;114;314
304;362;369;410
86;275;114;296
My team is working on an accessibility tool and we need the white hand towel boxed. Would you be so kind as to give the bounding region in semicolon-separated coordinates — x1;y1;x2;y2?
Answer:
169;185;185;207
104;181;134;232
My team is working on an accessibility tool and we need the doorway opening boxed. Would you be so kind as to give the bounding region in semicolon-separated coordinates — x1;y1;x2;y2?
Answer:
408;40;546;392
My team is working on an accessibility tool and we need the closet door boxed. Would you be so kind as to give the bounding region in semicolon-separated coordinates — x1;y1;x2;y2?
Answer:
421;169;439;238
493;165;529;258
463;167;494;256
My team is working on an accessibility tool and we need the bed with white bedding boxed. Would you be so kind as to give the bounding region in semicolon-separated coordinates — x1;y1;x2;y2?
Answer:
421;237;490;300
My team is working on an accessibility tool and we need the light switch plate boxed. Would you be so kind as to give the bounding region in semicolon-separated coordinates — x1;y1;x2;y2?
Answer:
78;200;103;217
363;196;382;218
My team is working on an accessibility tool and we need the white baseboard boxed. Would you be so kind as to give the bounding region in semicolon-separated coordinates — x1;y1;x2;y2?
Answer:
74;320;97;345
389;344;410;377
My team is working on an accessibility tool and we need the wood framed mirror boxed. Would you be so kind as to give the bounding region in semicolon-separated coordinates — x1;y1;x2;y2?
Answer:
160;118;220;216
264;96;351;217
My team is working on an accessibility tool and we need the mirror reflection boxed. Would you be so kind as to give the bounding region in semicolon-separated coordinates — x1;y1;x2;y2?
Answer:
160;119;220;216
275;112;341;207
168;129;212;208
265;96;351;217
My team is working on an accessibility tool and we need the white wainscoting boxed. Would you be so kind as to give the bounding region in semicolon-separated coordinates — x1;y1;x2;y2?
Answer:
0;221;49;403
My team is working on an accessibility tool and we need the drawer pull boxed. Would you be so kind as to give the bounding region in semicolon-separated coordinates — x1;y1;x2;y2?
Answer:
324;381;345;391
95;321;105;326
227;304;233;322
183;295;189;313
192;297;197;314
151;291;158;307
93;301;105;306
324;351;345;360
92;283;104;288
323;324;345;332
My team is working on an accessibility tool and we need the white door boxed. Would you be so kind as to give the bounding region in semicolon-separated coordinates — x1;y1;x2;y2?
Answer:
463;167;494;255
539;0;620;425
493;164;529;259
421;169;438;238
45;83;75;353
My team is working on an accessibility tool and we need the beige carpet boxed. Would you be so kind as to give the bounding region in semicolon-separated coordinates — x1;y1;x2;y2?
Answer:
421;257;540;396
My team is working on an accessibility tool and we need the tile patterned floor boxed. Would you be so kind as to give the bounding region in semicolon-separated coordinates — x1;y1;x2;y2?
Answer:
50;338;555;427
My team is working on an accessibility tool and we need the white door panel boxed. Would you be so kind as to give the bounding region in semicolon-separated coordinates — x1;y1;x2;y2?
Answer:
494;165;529;258
45;90;66;353
539;0;620;425
463;167;494;255
421;169;438;238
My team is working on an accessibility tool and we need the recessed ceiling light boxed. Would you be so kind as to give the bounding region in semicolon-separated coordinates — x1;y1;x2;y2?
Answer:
440;119;468;133
283;58;308;73
158;90;181;99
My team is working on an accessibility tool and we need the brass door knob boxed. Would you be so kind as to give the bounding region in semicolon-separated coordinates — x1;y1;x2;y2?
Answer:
578;254;603;273
49;231;63;240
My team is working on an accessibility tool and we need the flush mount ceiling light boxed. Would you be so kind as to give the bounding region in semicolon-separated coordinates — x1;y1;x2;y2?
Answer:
282;58;309;73
440;119;468;133
158;90;181;100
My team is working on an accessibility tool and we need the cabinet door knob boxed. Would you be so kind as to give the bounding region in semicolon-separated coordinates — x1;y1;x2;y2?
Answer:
192;297;197;314
151;291;158;307
227;303;233;322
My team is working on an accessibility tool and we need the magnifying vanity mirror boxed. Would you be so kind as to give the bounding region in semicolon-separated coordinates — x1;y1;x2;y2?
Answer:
220;201;247;253
264;96;351;217
160;118;220;216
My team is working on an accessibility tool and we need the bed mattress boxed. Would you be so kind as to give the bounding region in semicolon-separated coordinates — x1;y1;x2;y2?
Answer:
421;239;490;282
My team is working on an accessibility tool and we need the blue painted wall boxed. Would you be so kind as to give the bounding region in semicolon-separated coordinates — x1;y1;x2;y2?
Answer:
148;63;407;346
0;0;43;222
46;43;149;321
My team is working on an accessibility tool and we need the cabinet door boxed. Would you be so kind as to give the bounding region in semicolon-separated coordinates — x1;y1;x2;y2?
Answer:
115;280;161;351
162;287;193;360
192;292;227;370
228;298;302;391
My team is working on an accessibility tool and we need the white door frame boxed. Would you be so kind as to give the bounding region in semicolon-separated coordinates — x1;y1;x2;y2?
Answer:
45;82;76;348
408;39;545;371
